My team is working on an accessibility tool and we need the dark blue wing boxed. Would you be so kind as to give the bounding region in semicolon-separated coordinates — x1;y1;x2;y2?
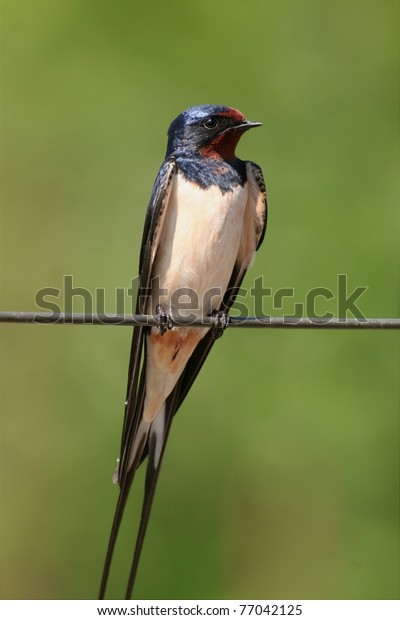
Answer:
99;157;176;599
118;157;177;473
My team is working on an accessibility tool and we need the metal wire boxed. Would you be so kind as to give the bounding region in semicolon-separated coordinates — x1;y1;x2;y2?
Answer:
0;311;399;329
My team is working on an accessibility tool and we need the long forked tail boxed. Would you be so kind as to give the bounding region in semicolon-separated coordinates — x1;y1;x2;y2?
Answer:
99;386;179;599
99;326;218;599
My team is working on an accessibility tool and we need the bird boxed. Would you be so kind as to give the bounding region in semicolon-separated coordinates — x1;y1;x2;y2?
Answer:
99;104;267;599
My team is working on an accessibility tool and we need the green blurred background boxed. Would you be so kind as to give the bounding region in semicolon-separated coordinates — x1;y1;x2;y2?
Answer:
1;0;398;601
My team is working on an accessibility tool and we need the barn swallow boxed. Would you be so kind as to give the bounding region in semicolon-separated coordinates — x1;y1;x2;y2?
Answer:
99;104;267;599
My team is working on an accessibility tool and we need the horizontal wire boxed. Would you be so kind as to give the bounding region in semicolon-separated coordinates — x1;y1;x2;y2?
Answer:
0;311;399;329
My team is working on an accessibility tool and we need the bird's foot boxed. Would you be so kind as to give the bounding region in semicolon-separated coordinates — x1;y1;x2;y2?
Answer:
155;304;173;335
211;311;230;339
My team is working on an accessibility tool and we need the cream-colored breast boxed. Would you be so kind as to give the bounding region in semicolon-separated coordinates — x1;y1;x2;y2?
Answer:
150;171;248;316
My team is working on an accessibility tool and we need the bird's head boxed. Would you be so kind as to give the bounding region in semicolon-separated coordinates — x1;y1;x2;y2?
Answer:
166;105;262;161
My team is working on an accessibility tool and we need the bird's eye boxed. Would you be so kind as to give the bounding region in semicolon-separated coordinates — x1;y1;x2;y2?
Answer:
203;117;218;129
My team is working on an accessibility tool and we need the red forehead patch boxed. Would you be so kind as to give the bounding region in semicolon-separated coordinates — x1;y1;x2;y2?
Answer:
218;107;246;123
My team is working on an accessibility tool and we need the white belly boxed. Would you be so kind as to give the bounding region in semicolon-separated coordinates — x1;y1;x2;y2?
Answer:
142;172;248;423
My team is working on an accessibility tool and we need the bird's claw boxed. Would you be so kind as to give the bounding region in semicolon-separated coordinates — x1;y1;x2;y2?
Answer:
212;311;230;339
156;304;173;335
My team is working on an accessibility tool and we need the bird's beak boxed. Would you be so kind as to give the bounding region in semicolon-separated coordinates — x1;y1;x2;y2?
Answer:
230;120;263;132
244;120;263;128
